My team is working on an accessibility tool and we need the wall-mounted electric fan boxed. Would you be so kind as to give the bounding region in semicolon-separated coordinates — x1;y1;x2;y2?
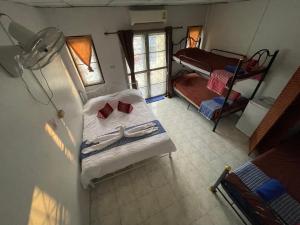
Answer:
0;13;65;118
0;14;65;74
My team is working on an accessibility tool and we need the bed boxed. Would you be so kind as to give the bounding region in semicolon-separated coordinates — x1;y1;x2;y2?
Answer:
80;89;176;188
211;135;300;225
173;48;244;77
169;43;279;131
173;72;249;121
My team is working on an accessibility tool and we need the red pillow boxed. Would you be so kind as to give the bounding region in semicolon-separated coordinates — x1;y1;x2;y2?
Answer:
97;103;113;119
118;101;133;113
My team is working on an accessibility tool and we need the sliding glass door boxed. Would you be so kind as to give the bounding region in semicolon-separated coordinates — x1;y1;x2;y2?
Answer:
127;31;167;99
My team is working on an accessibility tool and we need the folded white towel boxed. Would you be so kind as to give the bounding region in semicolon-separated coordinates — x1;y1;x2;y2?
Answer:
126;122;156;133
82;122;158;154
125;126;158;137
82;126;124;154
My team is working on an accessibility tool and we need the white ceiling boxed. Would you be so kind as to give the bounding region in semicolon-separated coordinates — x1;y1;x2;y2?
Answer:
8;0;248;7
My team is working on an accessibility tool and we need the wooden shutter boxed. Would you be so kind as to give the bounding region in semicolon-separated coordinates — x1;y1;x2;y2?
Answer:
249;67;300;153
66;36;94;72
187;26;202;48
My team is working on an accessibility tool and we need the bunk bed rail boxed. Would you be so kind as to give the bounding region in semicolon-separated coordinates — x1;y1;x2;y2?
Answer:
177;55;212;74
213;49;279;131
211;48;246;60
173;36;246;60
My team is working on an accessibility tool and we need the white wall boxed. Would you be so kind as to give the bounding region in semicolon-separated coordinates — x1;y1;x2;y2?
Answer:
205;0;300;99
41;5;208;98
0;2;89;225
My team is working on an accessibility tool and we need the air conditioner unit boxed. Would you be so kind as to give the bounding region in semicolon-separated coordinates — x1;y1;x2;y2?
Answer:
129;9;167;25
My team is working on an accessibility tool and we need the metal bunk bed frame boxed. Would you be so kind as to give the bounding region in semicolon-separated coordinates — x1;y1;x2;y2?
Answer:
170;36;279;132
210;165;289;225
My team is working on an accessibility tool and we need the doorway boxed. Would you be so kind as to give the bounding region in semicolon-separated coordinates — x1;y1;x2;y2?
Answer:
127;31;167;99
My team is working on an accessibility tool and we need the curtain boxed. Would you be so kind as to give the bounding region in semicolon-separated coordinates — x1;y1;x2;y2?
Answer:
66;36;94;72
165;26;173;97
117;30;137;89
187;26;203;48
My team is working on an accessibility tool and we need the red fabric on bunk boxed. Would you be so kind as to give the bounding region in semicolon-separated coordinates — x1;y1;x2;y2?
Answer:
207;70;233;95
173;73;217;106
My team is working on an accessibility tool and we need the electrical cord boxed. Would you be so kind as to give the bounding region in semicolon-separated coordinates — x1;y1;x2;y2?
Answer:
39;67;54;100
20;69;55;106
20;74;50;105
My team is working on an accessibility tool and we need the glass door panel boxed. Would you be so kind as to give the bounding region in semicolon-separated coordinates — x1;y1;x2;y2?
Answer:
150;68;167;97
128;31;167;98
148;32;166;97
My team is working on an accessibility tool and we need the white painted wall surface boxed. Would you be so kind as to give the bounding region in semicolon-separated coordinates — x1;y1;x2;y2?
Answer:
0;2;89;225
205;0;300;98
41;5;208;98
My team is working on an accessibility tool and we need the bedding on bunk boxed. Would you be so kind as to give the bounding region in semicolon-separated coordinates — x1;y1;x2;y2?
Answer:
173;73;248;120
222;137;300;225
207;69;235;95
199;97;231;120
233;162;300;225
81;89;176;188
173;48;240;75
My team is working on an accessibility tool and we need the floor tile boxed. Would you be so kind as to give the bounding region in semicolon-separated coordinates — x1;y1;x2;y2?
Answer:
91;191;118;218
97;210;121;225
90;97;250;225
143;212;167;225
119;201;143;225
115;184;136;206
191;213;215;225
154;183;176;209
137;191;160;220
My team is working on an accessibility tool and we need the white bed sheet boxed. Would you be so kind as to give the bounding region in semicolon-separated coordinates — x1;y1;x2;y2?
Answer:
81;89;176;188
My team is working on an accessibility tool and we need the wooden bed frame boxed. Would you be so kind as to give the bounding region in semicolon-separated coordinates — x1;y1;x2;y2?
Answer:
169;37;279;132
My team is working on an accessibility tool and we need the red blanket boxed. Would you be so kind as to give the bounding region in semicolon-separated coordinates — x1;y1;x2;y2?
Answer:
207;70;233;95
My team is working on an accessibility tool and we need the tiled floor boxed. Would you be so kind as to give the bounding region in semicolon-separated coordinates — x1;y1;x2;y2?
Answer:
90;97;252;225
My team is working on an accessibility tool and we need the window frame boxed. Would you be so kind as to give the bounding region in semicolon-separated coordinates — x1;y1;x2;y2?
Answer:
185;25;203;49
66;35;105;87
125;30;167;98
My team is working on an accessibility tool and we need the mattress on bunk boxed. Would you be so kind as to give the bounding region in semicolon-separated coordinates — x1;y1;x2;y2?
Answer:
223;137;300;225
173;73;248;120
81;89;176;188
173;48;240;74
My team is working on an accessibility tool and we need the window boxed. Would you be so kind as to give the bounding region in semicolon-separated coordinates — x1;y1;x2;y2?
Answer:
186;26;203;48
126;31;167;99
66;36;104;87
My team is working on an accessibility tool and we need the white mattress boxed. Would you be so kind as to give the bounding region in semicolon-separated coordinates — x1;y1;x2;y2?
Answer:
81;89;176;188
173;55;210;78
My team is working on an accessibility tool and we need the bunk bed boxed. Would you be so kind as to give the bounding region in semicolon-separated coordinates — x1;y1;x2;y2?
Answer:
169;37;279;131
210;133;300;225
